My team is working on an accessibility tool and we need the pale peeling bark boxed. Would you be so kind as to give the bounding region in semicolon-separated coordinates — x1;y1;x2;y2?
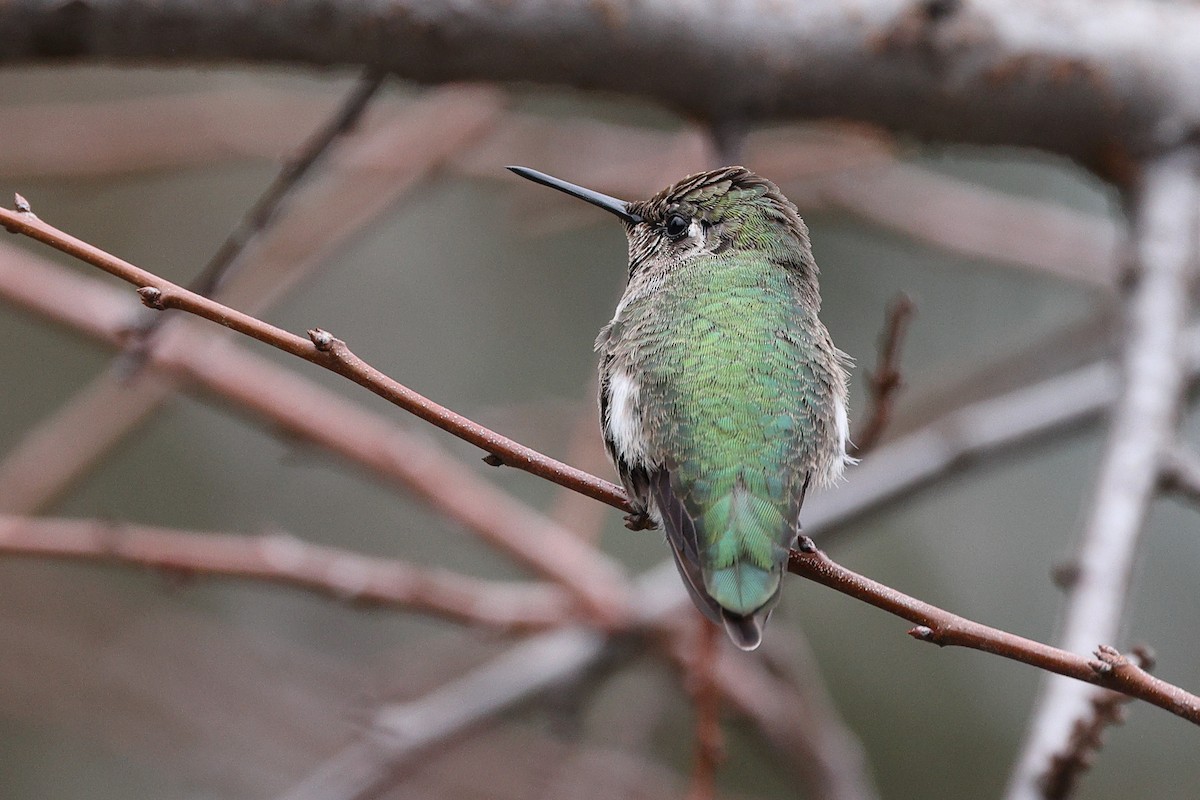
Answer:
2;1;1200;174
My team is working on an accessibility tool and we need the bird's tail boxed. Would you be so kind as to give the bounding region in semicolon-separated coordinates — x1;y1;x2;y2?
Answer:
703;481;789;650
654;469;790;651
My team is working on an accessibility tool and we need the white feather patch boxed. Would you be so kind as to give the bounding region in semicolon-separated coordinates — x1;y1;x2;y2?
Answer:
825;398;856;484
606;370;647;463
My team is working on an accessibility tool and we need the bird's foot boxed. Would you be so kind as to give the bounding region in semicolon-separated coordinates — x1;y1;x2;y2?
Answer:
623;511;656;531
795;534;818;553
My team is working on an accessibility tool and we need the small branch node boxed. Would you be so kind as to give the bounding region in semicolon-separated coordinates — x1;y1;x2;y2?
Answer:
1050;561;1080;590
308;328;334;352
795;534;817;553
908;625;935;641
1089;644;1125;676
13;193;33;214
137;286;165;310
481;453;505;467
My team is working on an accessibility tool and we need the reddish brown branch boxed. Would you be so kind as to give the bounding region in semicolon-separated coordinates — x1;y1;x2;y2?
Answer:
1039;646;1154;800
0;515;570;631
851;293;916;454
0;243;631;626
124;69;386;367
0;203;631;517
787;543;1200;726
0;86;505;515
6;200;1200;729
684;618;725;800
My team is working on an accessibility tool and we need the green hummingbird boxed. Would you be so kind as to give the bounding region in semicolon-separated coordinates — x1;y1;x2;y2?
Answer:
509;165;851;651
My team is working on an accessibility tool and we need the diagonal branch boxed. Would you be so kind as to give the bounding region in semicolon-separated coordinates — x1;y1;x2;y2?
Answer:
0;85;505;514
786;542;1200;726
122;68;386;367
5;196;1200;731
1;235;881;800
1006;147;1200;798
0;240;630;625
0;515;570;630
0;203;630;516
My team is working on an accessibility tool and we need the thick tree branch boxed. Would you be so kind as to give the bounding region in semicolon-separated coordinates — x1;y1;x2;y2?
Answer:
0;515;570;630
1006;147;1200;798
2;1;1199;175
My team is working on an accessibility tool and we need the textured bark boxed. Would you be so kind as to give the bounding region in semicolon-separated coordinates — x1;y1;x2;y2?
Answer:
2;1;1200;175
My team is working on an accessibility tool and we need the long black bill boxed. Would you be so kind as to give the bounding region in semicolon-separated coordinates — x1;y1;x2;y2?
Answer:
507;166;642;224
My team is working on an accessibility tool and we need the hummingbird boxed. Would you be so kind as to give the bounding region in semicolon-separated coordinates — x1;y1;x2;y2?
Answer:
509;165;851;651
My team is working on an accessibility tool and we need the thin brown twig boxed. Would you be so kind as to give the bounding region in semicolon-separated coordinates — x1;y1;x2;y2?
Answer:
656;608;881;800
122;69;387;371
0;514;570;630
0;205;630;515
6;201;1200;728
684;617;725;800
0;239;631;625
787;542;1200;726
0;87;505;514
1039;645;1155;800
851;293;916;455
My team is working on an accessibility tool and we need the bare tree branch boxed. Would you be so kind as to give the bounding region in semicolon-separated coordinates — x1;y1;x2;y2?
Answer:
0;240;631;625
851;293;916;455
1005;147;1200;798
683;619;725;800
661;617;883;800
0;233;884;800
0;515;570;630
787;541;1200;726
123;68;386;368
0;202;632;517
1039;646;1154;800
276;625;609;800
5;192;1200;731
2;1;1198;174
0;85;505;514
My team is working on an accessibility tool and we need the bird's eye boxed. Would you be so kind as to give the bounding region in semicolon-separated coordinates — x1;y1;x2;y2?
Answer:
664;214;689;238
